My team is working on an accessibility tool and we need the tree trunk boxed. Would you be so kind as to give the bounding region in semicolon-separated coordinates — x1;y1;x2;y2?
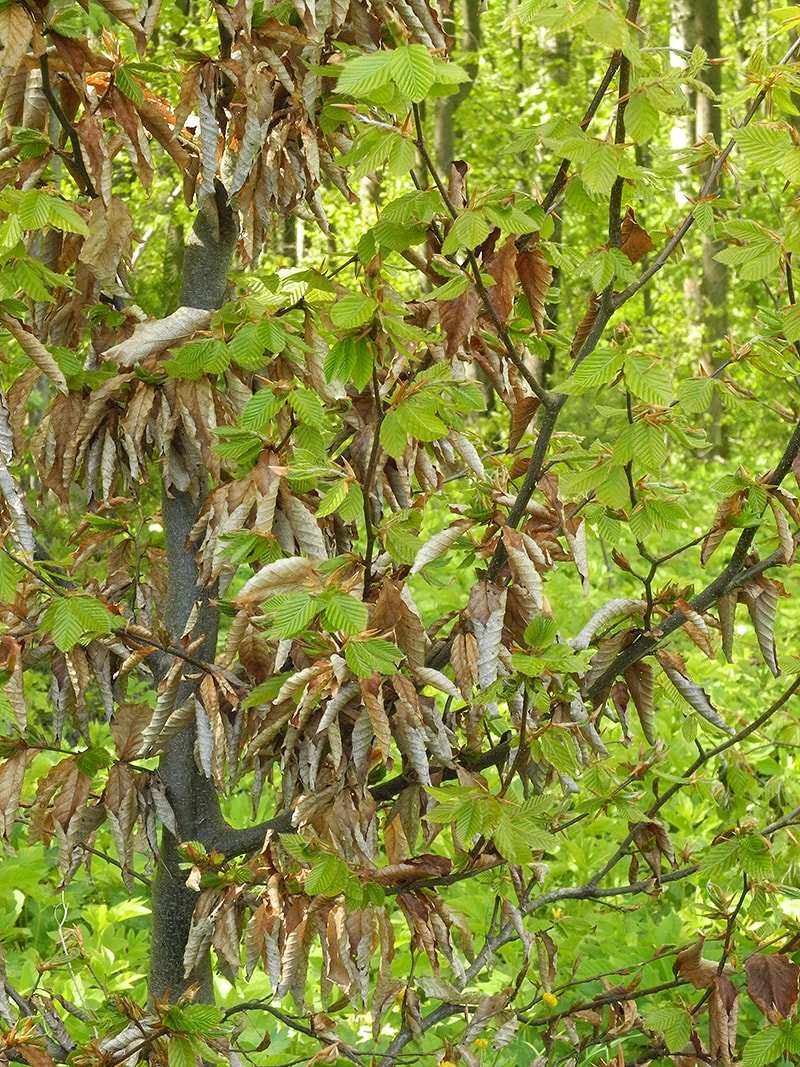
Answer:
148;183;238;1005
434;0;481;172
672;0;728;453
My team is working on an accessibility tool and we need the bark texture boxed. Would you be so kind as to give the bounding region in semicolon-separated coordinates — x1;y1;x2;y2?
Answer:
148;183;238;1004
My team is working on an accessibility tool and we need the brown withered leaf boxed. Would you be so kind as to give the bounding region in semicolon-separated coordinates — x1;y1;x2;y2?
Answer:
701;491;746;565
708;974;738;1067
370;854;452;887
509;395;541;451
1;317;68;393
656;648;732;734
716;592;737;663
0;748;34;844
740;575;783;678
17;1049;60;1067
674;936;733;990
463;988;513;1043
623;661;655;744
770;498;796;565
483;235;518;327
630;820;675;882
451;629;479;701
745;952;800;1023
447;160;469;210
571;291;600;358
439;283;480;359
516;248;552;338
675;598;715;659
620;207;653;263
104;762;137;890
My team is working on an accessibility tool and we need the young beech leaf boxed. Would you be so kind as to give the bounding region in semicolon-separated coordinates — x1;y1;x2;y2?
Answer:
40;595;118;651
388;44;436;102
345;638;403;677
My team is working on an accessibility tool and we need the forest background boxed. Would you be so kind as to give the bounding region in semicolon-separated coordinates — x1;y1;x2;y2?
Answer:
2;1;800;1066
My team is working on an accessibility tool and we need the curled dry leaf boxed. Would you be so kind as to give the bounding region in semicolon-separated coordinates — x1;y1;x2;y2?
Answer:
708;974;738;1067
571;291;600;359
656;649;732;734
1;317;68;394
701;492;746;565
740;576;783;678
623;661;656;745
101;306;214;367
674;936;733;990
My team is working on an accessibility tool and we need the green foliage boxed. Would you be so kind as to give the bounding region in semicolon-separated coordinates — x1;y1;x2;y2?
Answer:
4;2;800;1067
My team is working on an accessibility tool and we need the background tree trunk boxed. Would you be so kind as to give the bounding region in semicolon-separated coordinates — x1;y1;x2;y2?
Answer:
672;0;728;453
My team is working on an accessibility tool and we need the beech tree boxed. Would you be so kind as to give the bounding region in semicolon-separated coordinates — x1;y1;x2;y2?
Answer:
3;1;800;1066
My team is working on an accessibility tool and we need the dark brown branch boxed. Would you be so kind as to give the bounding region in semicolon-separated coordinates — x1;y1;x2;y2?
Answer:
519;979;685;1029
586;415;800;699
38;54;97;199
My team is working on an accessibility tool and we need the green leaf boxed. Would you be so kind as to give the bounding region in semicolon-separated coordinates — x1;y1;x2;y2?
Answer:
677;376;714;414
115;65;144;106
735;123;792;170
345;638;403;677
389;44;436;102
614;422;667;472
385;132;417;176
17;191;52;230
380;408;409;458
566;347;624;391
305;852;350;895
699;837;739;877
373;215;428;251
641;1004;692;1052
623;355;672;405
739;834;773;880
40;595;118;651
441;210;491;255
167;1036;196;1067
324;335;374;389
288;386;326;427
384;523;423;565
581;142;620;195
321;592;369;634
335;51;393;98
427;275;470;301
339;483;364;522
45;199;89;236
625;92;660;143
264;592;318;638
742;1027;789;1067
492;813;534;864
167;338;230;380
0;552;22;603
168;1004;223;1036
240;387;287;432
330;293;378;329
76;745;114;776
316;479;350;519
402;401;448;442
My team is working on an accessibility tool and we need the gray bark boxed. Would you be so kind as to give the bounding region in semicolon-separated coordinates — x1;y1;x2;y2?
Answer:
673;0;727;452
434;0;481;172
148;183;238;1004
